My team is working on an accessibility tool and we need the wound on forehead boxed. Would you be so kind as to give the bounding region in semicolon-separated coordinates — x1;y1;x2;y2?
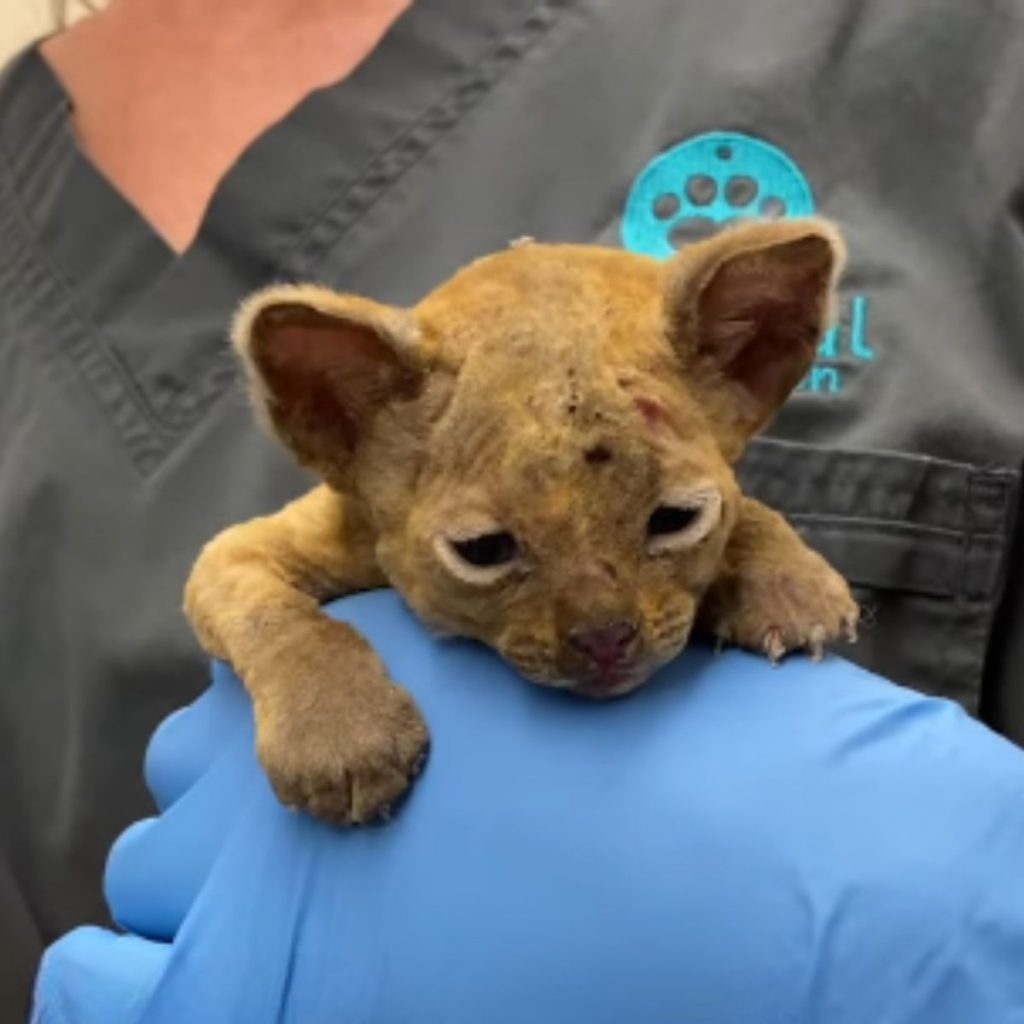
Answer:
634;396;667;427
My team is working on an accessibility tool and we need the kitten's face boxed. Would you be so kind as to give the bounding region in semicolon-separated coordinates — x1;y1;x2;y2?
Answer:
373;337;739;698
238;223;841;697
358;245;749;697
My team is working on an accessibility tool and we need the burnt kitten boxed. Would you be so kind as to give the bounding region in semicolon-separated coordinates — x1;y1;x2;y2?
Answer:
185;220;858;824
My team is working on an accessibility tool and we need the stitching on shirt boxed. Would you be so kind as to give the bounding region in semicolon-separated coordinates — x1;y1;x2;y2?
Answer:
280;0;574;276
960;470;976;603
0;149;170;477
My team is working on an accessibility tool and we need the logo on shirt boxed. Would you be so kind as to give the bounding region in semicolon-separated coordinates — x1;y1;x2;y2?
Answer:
622;131;874;395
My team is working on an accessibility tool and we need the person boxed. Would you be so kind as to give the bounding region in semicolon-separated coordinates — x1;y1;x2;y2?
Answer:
1;0;1022;1015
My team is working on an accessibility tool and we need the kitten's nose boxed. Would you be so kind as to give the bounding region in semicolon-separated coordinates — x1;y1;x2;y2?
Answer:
569;621;638;666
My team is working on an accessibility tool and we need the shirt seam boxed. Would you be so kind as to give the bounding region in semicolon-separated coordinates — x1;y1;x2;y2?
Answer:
278;0;575;277
0;168;171;477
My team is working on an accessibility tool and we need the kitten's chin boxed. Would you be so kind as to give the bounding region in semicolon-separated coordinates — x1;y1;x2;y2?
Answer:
519;665;654;701
503;630;690;700
506;652;668;699
568;675;647;700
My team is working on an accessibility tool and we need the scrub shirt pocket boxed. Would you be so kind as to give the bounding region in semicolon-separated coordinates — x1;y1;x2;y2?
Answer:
738;438;1019;711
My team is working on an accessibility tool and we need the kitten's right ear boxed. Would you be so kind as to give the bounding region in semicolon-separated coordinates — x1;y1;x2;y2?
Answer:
233;285;424;481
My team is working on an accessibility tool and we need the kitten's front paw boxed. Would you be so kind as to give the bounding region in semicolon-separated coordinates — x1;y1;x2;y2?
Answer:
702;547;859;664
250;624;429;825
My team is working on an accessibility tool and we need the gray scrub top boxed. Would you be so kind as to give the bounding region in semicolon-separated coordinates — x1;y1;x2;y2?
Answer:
1;0;1022;1014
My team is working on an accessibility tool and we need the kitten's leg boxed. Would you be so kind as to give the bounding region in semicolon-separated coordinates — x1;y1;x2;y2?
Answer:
698;497;859;662
184;484;428;824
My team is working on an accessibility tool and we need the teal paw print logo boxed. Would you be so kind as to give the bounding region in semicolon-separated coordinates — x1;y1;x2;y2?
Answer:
622;131;875;394
622;131;814;258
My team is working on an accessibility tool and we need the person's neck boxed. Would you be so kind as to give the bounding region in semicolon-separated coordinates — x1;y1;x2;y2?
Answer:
42;0;412;253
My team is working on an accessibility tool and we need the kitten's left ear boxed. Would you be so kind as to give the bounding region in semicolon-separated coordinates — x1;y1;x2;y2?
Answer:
665;218;844;458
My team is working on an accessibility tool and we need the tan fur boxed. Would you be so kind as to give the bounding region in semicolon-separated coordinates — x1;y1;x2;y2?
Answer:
185;219;857;824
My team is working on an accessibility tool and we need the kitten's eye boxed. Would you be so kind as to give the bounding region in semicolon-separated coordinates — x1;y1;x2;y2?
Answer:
647;487;722;553
647;505;700;537
451;531;519;568
436;528;522;585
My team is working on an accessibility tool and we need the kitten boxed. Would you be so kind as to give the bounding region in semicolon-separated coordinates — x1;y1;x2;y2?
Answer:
185;219;857;823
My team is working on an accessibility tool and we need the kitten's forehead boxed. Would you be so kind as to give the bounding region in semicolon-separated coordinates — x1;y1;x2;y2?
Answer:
428;349;670;525
417;241;715;506
450;326;635;435
417;242;666;362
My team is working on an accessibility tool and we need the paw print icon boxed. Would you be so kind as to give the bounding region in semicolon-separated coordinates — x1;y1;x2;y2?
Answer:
622;131;816;260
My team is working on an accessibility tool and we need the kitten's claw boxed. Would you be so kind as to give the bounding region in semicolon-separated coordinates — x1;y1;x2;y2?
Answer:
809;624;827;662
843;613;860;645
714;634;727;655
764;628;786;666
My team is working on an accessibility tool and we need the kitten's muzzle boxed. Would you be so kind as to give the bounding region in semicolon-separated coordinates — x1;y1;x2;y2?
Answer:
567;620;638;668
563;619;644;697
